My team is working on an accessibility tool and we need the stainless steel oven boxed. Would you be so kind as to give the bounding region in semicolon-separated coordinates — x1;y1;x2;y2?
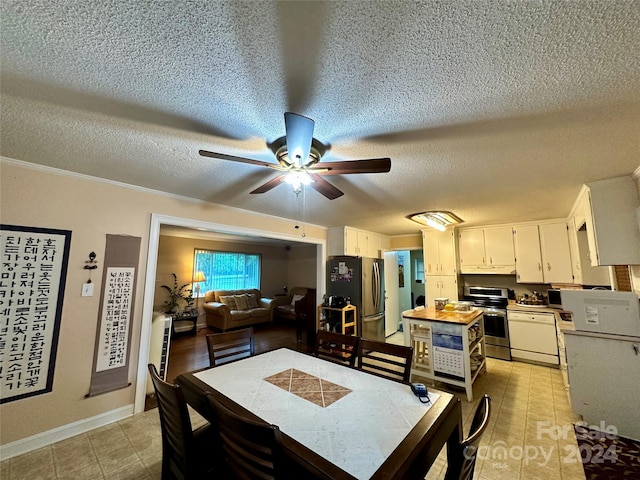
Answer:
464;286;511;361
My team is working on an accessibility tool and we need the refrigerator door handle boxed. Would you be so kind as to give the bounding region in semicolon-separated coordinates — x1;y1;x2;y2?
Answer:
373;262;381;311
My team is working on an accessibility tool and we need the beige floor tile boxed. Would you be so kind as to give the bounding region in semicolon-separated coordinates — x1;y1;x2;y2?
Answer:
53;448;99;477
104;460;151;480
9;446;54;479
55;462;103;480
96;446;141;476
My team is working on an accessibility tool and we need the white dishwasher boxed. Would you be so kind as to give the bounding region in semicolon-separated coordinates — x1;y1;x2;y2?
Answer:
508;311;559;366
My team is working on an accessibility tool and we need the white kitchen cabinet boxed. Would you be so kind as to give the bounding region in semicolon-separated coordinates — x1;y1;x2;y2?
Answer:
328;226;389;258
567;218;611;286
538;222;574;284
422;229;458;305
422;229;456;276
425;275;458;305
576;177;640;266
458;226;515;274
513;225;543;282
514;222;574;284
565;330;640;442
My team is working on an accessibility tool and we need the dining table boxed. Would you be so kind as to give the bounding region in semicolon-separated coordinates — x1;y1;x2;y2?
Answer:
176;348;463;479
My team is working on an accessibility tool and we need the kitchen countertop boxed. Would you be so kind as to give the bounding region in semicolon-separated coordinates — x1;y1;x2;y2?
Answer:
507;301;558;313
402;306;483;325
507;301;575;330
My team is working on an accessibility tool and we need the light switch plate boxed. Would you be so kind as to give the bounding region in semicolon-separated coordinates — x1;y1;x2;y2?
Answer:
82;283;94;297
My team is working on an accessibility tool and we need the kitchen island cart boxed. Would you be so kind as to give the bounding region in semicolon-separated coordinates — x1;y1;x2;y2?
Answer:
402;307;485;401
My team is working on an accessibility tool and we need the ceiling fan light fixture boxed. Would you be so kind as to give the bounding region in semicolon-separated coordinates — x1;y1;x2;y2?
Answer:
407;211;464;231
285;170;313;191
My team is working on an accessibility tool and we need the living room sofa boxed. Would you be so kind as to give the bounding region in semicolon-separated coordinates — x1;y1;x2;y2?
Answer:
203;289;275;331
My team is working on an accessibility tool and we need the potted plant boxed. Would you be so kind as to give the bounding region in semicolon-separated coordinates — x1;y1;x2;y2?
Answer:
161;273;193;314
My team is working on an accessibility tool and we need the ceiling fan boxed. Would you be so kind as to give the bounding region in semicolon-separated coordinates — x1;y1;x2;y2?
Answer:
199;112;391;200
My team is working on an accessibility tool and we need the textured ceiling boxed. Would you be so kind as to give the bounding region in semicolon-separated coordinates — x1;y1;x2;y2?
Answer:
2;0;639;236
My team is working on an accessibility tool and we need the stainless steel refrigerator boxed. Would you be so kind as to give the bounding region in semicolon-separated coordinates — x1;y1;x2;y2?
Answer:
326;256;385;341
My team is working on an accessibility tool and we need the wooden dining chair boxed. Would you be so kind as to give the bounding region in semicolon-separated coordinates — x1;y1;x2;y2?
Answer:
206;393;284;479
147;364;217;480
314;330;360;367
206;327;255;367
444;394;492;480
357;338;414;383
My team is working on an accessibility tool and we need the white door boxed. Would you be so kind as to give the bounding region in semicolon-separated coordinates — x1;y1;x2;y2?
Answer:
383;251;400;337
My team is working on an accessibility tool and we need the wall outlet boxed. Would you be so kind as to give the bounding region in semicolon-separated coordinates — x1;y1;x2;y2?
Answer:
82;283;94;297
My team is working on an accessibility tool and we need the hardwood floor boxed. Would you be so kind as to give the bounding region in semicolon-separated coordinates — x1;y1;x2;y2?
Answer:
147;320;312;409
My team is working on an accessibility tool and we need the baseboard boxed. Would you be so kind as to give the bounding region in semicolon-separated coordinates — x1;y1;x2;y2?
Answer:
0;404;134;460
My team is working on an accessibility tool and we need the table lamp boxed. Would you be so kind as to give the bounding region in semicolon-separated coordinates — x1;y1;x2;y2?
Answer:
193;271;206;313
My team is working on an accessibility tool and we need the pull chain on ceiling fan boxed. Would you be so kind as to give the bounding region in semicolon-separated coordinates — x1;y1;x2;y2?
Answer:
199;112;391;200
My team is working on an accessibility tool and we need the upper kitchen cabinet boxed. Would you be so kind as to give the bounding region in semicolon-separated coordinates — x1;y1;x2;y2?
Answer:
567;218;611;286
328;226;389;258
458;226;515;274
573;177;640;266
539;222;575;283
422;229;457;276
513;221;574;284
422;229;459;306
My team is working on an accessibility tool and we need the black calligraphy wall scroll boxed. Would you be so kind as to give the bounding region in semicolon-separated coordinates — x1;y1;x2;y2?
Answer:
0;225;72;404
87;235;141;397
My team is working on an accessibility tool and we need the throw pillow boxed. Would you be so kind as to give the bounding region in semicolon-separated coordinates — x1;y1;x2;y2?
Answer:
219;295;237;310
291;294;305;305
234;294;249;311
245;293;259;309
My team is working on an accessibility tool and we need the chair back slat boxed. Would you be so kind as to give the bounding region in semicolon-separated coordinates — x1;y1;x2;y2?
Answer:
206;393;284;479
357;338;413;383
445;394;492;480
148;364;197;479
206;327;255;367
314;330;359;367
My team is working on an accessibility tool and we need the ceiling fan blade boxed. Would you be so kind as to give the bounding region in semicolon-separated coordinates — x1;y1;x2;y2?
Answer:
250;175;287;194
309;174;344;200
310;158;391;175
199;150;286;170
284;112;314;167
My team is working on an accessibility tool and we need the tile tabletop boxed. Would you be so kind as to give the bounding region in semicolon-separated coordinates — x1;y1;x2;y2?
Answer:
194;348;440;479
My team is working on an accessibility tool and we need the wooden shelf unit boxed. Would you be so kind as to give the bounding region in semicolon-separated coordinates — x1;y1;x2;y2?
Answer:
318;304;357;336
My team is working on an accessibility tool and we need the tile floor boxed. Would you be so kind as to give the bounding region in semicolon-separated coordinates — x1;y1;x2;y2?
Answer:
0;347;586;480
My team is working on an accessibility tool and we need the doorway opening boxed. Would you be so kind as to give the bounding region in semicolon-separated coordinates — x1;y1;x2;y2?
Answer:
135;213;326;414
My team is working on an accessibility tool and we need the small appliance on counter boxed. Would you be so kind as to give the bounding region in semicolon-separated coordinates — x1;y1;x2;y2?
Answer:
516;291;548;307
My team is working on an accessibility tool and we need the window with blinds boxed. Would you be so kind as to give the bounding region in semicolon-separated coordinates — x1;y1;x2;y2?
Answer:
193;249;261;294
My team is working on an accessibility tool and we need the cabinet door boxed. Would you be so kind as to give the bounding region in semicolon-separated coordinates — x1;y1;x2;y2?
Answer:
514;225;544;283
439;276;459;303
438;230;457;275
356;230;368;256
459;229;485;269
539;222;574;283
484;227;514;266
366;232;380;258
567;219;583;285
344;227;359;256
586;178;640;265
423;231;440;275
425;277;441;306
